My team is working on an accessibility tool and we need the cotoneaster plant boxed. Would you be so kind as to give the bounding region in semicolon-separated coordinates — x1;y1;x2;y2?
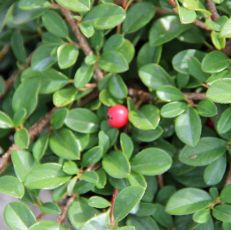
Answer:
0;0;231;230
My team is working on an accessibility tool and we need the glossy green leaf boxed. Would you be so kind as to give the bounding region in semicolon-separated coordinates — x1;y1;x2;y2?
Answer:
161;102;187;118
196;99;217;117
178;6;197;24
0;176;24;198
29;221;64;230
217;108;231;134
65;108;99;133
14;128;29;149
129;105;160;130
202;51;230;73
57;44;79;69
4;202;36;230
220;18;231;38
74;64;93;88
207;78;231;104
123;2;155;34
109;75;128;99
120;133;134;159
175;108;202;146
131;148;172;176
12;150;33;182
42;10;68;38
24;163;70;189
149;15;189;46
139;64;172;90
166;188;212;215
83;3;126;30
156;85;184;102
0;111;14;129
88;196;111;208
221;184;231;203
49;128;80;160
114;186;145;222
213;205;231;222
55;0;92;13
102;151;130;179
179;137;226;166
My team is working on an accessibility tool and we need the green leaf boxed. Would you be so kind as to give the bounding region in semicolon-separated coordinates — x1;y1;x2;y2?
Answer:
83;3;126;30
12;150;34;182
166;188;212;215
74;64;93;88
109;75;128;99
120;133;134;159
193;208;211;224
31;45;56;71
64;108;99;134
50;108;68;129
137;43;162;68
196;99;217;117
14;128;29;149
49;128;80;160
21;68;69;94
55;0;92;13
114;186;145;223
29;221;64;230
161;102;187;118
139;64;172;90
81;211;110;230
203;155;226;186
42;10;68;38
149;15;189;46
131;148;172;176
68;198;99;228
221;184;231;203
102;151;130;179
88;196;111;208
82;146;103;167
217;108;231;134
156;85;184;102
4;202;36;230
175;108;202;146
0;111;14;129
123;2;155;34
172;49;204;74
99;51;128;73
32;133;49;162
202;51;230;73
179;137;226;166
211;31;226;50
53;87;77;107
25;163;70;189
178;6;197;24
213;204;231;222
129;105;160;130
40;203;61;215
127;216;160;230
63;161;79;175
0;176;24;198
57;44;79;69
12;78;41;116
207;78;231;104
220;18;231;38
11;31;27;63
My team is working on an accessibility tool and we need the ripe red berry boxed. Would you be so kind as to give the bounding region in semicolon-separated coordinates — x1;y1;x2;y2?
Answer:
107;104;129;128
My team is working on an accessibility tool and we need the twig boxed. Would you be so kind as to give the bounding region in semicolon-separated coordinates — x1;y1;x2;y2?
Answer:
206;0;220;21
110;189;119;228
57;194;77;224
157;175;164;188
184;92;207;101
0;110;53;173
53;3;104;81
0;45;10;60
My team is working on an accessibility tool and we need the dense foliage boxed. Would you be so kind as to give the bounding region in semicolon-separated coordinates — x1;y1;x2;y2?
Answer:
1;0;231;229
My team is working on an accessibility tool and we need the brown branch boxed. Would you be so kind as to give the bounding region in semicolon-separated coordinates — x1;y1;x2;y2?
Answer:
57;194;77;224
0;45;10;60
110;189;119;228
157;175;164;188
206;0;220;21
168;0;177;8
53;3;104;81
184;92;207;101
0;110;53;173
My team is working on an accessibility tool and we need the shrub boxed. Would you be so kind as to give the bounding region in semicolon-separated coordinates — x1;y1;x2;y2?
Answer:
0;0;231;229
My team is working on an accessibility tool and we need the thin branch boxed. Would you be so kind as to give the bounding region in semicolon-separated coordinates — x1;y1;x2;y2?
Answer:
157;175;164;188
110;189;119;228
57;194;77;224
0;45;10;60
206;0;220;21
0;110;53;173
53;3;104;80
184;92;207;101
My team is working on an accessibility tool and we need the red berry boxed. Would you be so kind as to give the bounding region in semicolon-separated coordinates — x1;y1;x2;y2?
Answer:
107;104;129;128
